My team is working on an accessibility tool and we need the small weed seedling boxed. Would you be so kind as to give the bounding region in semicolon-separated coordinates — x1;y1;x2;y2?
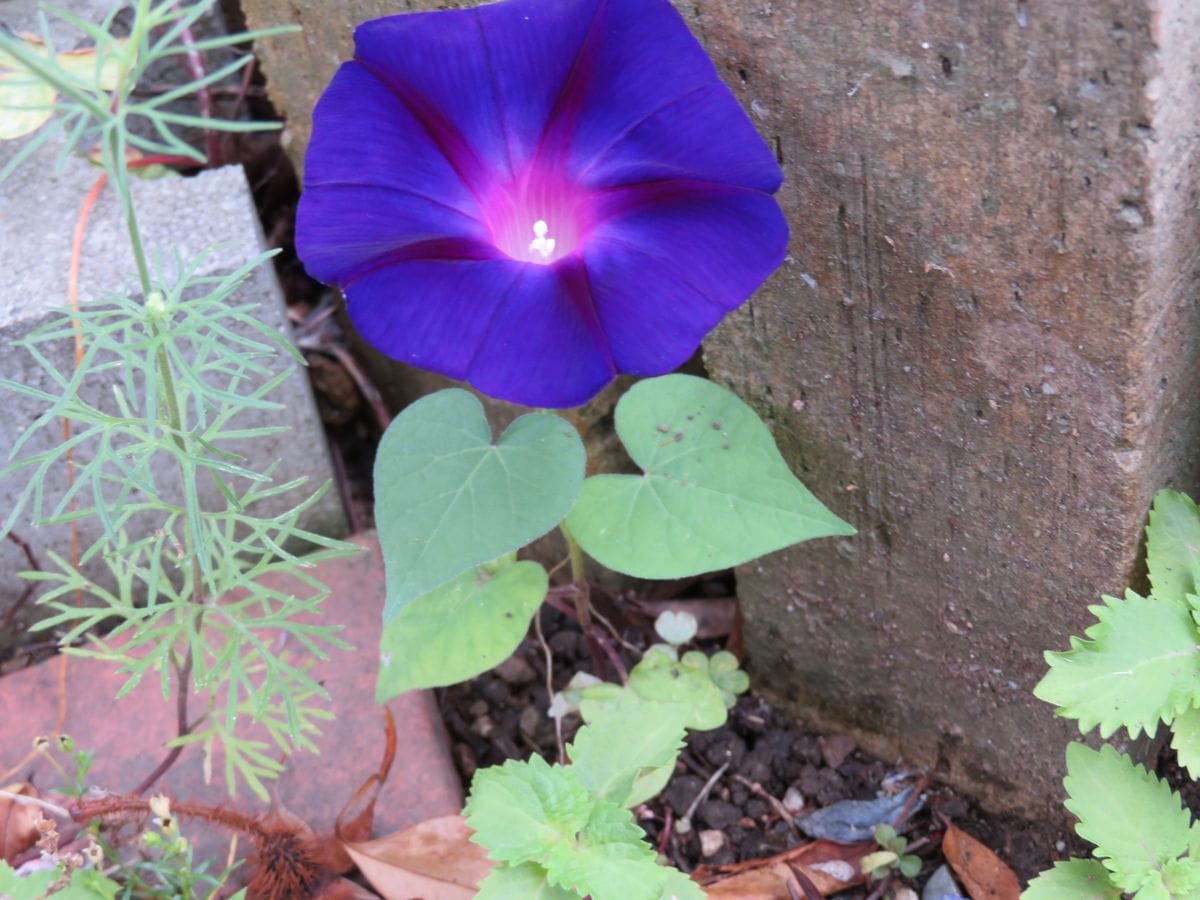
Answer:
861;823;921;881
1028;489;1200;898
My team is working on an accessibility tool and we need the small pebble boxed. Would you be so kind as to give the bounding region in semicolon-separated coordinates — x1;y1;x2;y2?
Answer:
470;715;494;738
699;799;742;830
467;699;488;718
518;705;541;742
782;785;805;815
699;829;727;858
493;654;537;685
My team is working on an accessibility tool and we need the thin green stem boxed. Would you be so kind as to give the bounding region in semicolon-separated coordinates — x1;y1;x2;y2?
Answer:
559;521;592;632
105;124;154;299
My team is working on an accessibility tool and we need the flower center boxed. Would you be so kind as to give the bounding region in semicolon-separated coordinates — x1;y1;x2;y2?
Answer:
528;220;556;260
483;175;588;265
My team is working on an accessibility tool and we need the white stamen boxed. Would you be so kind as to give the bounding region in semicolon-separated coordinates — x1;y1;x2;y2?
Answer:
529;219;556;260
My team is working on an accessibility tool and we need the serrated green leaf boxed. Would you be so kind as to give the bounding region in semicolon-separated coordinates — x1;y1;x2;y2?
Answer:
1162;857;1200;897
568;691;688;806
465;754;592;866
1063;743;1199;894
53;868;122;899
1147;490;1200;604
1171;705;1200;780
0;861;58;900
566;375;854;579
476;862;578;899
1034;591;1200;738
374;389;584;619
543;802;663;900
658;868;707;900
376;556;547;699
1022;858;1122;899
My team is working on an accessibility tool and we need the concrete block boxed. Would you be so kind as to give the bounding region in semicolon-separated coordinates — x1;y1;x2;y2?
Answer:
0;141;347;642
697;0;1200;816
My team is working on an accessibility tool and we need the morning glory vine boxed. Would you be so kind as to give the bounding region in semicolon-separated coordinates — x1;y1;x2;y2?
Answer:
296;0;851;894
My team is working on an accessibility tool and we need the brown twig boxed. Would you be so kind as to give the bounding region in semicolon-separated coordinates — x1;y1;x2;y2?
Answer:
229;55;257;121
326;439;363;534
593;631;627;682
863;872;894;900
656;805;673;856
785;863;825;900
679;761;730;829
75;794;327;899
589;601;641;656
0;787;71;819
131;648;194;796
1;532;42;629
533;608;564;764
171;3;220;166
732;773;799;834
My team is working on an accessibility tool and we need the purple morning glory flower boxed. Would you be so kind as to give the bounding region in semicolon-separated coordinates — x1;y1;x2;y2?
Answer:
297;0;787;408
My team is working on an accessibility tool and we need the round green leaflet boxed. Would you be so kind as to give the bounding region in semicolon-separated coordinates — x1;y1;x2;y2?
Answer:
566;375;855;578
374;389;585;620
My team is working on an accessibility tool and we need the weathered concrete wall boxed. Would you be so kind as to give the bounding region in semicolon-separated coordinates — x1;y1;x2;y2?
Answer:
239;0;1200;815
700;0;1200;815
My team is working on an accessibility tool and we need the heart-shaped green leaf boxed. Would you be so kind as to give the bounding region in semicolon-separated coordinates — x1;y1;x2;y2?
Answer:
374;389;584;619
376;555;548;700
566;375;854;578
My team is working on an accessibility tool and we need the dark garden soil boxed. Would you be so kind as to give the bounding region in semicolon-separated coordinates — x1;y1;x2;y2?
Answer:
437;599;1076;895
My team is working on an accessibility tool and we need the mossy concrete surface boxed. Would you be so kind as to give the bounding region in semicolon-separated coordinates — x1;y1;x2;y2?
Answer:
237;0;1200;816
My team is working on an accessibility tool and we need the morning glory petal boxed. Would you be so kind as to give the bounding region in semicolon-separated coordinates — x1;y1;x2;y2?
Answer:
573;82;784;192
298;183;490;286
466;258;617;407
298;61;487;283
342;257;615;408
343;258;520;380
552;0;781;192
585;183;789;373
352;0;598;184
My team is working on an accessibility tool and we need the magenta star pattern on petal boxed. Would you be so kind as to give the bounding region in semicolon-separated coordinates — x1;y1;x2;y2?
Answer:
297;0;788;408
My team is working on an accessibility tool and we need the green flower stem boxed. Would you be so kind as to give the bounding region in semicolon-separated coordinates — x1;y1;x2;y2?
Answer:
105;126;154;299
559;520;592;632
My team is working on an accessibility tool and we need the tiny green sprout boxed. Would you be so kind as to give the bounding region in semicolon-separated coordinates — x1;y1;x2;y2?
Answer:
861;823;921;880
654;610;698;645
584;646;751;731
145;288;169;320
708;650;751;706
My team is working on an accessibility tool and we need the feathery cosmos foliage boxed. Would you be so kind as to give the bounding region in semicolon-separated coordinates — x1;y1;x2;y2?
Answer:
297;0;787;408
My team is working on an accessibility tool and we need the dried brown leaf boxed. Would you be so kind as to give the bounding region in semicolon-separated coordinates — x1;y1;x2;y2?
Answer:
1;782;40;863
343;813;491;900
698;838;867;897
942;823;1021;900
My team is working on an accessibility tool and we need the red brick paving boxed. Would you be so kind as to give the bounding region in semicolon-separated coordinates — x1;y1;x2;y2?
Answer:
0;533;462;865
